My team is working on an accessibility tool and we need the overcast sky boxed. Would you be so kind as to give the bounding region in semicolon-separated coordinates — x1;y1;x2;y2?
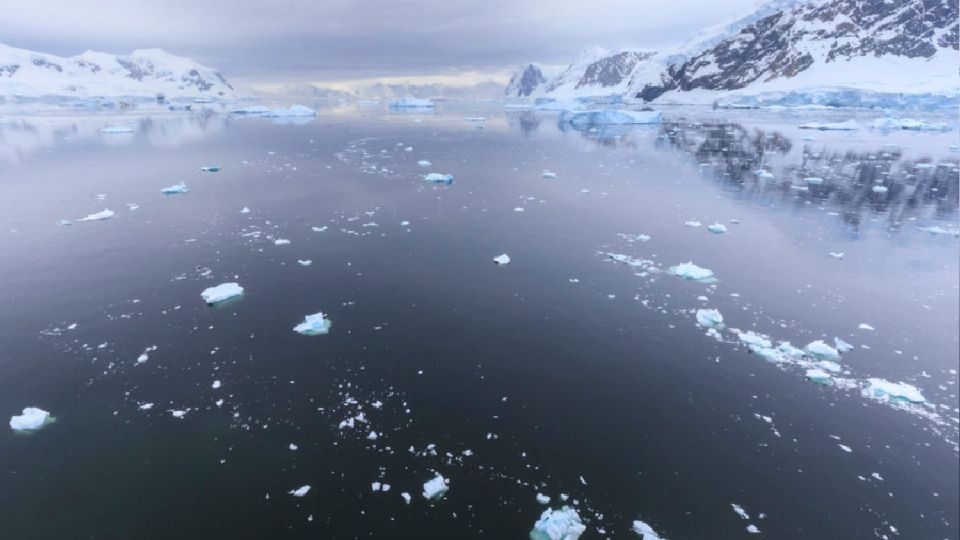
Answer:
1;0;761;86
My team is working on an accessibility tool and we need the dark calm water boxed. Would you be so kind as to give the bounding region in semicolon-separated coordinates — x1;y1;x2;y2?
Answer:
0;103;957;539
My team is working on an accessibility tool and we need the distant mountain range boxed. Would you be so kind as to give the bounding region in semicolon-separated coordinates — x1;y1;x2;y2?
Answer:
508;0;959;105
0;43;235;99
257;81;504;101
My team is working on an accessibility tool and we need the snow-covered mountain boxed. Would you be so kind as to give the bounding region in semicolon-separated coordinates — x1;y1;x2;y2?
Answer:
504;64;547;97
513;0;959;106
0;43;235;100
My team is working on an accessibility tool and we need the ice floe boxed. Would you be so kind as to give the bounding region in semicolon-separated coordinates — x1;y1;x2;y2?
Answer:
422;473;449;500
805;368;832;385
9;407;51;432
798;120;860;130
417;160;432;167
297;260;312;266
669;262;714;282
862;379;925;404
631;520;666;540
423;173;454;185
201;283;244;305
541;170;558;178
78;209;115;222
101;126;133;134
804;340;840;360
289;485;311;497
560;109;662;126
390;98;434;108
706;223;727;234
293;312;332;336
493;253;511;265
160;183;188;195
695;309;724;328
199;166;221;172
530;507;586;540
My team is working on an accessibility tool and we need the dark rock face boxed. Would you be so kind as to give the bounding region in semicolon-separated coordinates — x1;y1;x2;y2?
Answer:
31;58;62;72
0;64;19;77
505;64;547;97
576;51;653;89
638;0;958;101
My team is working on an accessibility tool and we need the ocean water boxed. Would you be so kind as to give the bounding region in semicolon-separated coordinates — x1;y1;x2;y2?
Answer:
0;103;957;539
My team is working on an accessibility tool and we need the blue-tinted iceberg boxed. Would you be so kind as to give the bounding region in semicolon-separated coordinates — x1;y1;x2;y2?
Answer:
862;378;925;404
160;183;188;195
669;262;715;281
9;407;52;432
201;283;244;305
559;109;662;126
804;340;840;359
390;97;434;108
695;308;724;328
264;105;316;117
423;173;454;185
422;473;449;499
529;506;586;540
632;520;666;540
293;311;332;336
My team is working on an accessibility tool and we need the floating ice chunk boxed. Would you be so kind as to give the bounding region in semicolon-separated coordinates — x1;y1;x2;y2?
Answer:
289;443;298;451
293;311;332;336
9;407;51;432
312;226;328;232
805;368;832;385
212;380;221;389
731;504;749;520
669;262;714;281
265;105;316;117
738;331;772;349
871;116;948;131
746;525;761;534
753;169;774;179
871;185;888;194
834;337;854;353
805;340;840;359
541;170;557;178
289;485;311;497
160;183;189;195
919;225;959;236
493;253;511;265
372;482;382;491
199;166;221;172
684;221;702;227
78;209;115;222
240;207;251;213
560;109;662;126
536;493;551;505
858;323;874;331
101;126;133;133
706;223;727;234
695;309;724;328
139;403;154;410
828;252;844;259
631;520;665;540
171;410;187;418
58;219;72;226
803;177;824;185
798;120;859;131
423;173;454;185
231;105;270;115
297;260;312;266
530;506;586;540
274;239;291;245
201;283;244;305
862;378;925;404
401;492;412;504
514;207;525;212
422;473;449;500
417;160;432;167
391;97;434;108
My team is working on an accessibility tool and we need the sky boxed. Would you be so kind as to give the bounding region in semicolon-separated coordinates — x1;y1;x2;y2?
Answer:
1;0;762;87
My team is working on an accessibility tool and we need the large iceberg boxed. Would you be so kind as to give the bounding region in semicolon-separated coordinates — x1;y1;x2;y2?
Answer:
529;507;587;540
422;473;449;500
390;97;435;108
293;311;332;336
861;378;925;404
559;109;662;126
9;407;52;432
201;283;244;305
264;105;316;117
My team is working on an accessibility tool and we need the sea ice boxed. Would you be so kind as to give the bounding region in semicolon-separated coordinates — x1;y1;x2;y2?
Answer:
753;169;774;179
684;221;702;227
858;323;875;331
669;262;714;281
423;173;454;185
9;407;51;432
297;260;312;266
803;177;824;185
798;120;860;130
201;283;244;305
829;252;844;259
293;312;332;336
631;520;665;540
738;331;772;350
160;183;188;195
422;473;449;500
536;493;551;504
695;308;724;328
274;239;291;245
289;485;311;497
240;207;251;213
707;223;727;234
834;337;854;353
862;378;925;404
79;209;115;222
417;160;432;167
493;253;511;265
805;340;840;359
530;507;587;540
805;368;832;385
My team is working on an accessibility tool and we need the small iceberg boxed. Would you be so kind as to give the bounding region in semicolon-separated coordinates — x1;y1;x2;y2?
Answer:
632;520;666;540
862;378;925;404
78;209;115;222
423;173;454;185
559;109;662;126
417;160;432;167
297;260;312;266
695;308;724;328
9;407;52;432
805;368;832;385
803;177;824;185
199;166;221;172
101;126;133;134
871;185;888;194
160;183;189;195
738;331;772;350
422;473;449;500
541;170;558;179
804;340;840;359
834;337;854;353
390;97;434;108
493;253;511;265
231;105;271;115
264;105;316;117
530;507;586;540
753;169;774;179
201;283;244;305
289;485;311;497
798;120;859;131
871;116;949;131
706;223;727;234
293;312;332;336
669;262;715;282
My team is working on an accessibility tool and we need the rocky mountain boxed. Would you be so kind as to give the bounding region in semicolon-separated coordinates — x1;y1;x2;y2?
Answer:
261;83;354;101
0;43;235;99
632;0;959;102
504;63;547;97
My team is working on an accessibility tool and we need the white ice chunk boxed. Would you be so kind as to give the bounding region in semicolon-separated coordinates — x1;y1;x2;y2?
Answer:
541;170;558;178
805;368;832;385
289;485;311;497
858;323;875;331
422;473;449;500
829;252;844;259
631;520;666;540
240;207;251;213
530;506;587;540
79;209;115;222
707;223;727;234
695;308;724;328
738;331;772;349
401;492;412;504
805;340;840;359
160;183;189;195
536;493;551;504
493;253;511;265
803;177;824;185
274;239;291;245
9;407;51;431
423;173;454;185
834;337;854;353
201;283;244;305
417;160;432;167
862;378;925;404
669;262;714;281
293;311;332;336
297;260;312;266
101;126;133;133
872;185;888;194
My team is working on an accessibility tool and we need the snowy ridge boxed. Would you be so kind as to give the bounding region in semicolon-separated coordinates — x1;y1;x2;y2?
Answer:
0;43;235;99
